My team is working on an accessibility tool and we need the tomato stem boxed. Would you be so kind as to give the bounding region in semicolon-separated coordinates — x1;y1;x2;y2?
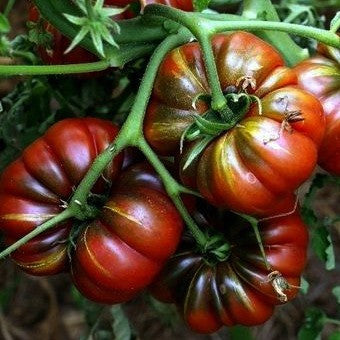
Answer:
0;209;73;259
238;213;270;270
138;138;208;248
68;28;209;248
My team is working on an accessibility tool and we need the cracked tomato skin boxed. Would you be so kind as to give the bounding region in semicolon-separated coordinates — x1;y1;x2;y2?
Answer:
294;44;340;175
145;32;325;215
150;208;308;333
71;164;183;304
0;118;123;275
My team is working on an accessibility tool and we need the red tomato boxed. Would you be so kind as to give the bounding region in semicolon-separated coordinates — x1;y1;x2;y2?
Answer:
140;0;193;11
0;139;183;304
0;118;123;275
72;182;183;303
150;205;308;333
144;32;326;215
294;44;340;176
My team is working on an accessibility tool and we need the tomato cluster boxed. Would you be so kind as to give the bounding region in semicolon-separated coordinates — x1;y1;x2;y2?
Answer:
0;118;183;303
0;4;338;332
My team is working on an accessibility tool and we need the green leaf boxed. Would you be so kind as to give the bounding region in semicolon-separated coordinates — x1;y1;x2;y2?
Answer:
193;0;211;12
110;305;132;340
311;226;335;270
332;286;340;304
0;13;10;34
298;308;326;340
229;325;254;340
300;276;309;295
182;136;214;170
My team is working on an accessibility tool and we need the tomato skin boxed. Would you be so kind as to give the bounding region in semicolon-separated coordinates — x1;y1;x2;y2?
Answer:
150;208;308;333
294;44;340;176
0;118;123;275
71;172;183;304
145;32;325;215
140;0;193;11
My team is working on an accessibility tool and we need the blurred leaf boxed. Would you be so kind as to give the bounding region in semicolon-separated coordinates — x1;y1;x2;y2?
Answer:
229;325;254;340
147;295;179;327
298;307;326;340
329;331;340;340
0;13;10;34
332;286;340;304
194;0;211;12
111;305;132;340
71;286;103;327
302;174;339;270
311;226;335;270
300;276;310;295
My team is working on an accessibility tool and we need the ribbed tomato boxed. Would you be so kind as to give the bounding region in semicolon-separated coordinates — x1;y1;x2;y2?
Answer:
144;32;325;215
294;44;340;176
71;166;183;303
0;118;123;275
150;206;308;333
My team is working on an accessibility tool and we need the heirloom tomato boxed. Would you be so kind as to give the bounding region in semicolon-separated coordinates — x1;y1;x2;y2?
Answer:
145;32;325;215
151;205;308;333
294;43;340;175
72;162;183;303
0;128;183;304
0;118;123;275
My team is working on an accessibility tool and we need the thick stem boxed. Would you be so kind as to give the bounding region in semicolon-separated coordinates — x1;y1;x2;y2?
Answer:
138;137;208;248
70;28;193;206
144;5;340;48
85;0;95;20
196;33;227;112
0;209;73;259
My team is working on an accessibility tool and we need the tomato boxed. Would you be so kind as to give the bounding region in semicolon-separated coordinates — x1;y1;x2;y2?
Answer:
144;32;325;215
140;0;193;11
0;118;123;275
294;44;340;176
150;205;308;333
72;171;183;303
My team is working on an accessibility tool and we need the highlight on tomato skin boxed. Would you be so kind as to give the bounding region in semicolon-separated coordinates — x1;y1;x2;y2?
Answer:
150;205;309;334
145;31;326;216
294;43;340;176
0;118;123;276
71;167;184;304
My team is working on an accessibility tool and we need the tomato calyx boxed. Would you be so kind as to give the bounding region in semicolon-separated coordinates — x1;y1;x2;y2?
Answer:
180;92;255;170
267;270;295;302
201;233;231;265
